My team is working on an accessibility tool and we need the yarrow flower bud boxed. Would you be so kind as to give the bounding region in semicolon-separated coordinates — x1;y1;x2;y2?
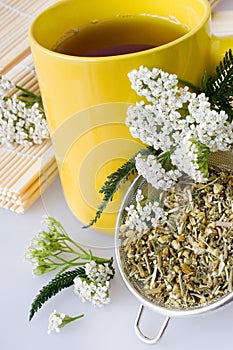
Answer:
25;216;115;277
24;224;65;276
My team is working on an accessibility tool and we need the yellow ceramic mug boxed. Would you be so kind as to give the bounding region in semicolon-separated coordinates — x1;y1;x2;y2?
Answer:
29;0;233;234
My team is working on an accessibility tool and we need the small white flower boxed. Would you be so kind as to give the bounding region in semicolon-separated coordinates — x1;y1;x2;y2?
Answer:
85;260;98;279
170;139;207;183
48;310;65;334
125;189;167;233
73;261;113;307
91;281;111;307
84;260;114;283
73;276;111;307
0;75;14;97
74;277;93;302
135;153;181;191
47;310;84;334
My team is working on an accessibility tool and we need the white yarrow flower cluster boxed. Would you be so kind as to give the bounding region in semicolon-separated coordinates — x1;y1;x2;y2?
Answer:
48;310;65;334
135;153;182;190
73;261;114;307
170;139;207;183
126;66;233;189
47;310;84;334
125;189;167;233
84;260;114;283
0;75;49;146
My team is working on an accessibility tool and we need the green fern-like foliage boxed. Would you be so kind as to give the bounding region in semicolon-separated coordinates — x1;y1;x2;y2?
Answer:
202;49;233;121
29;267;86;321
84;157;137;228
16;85;44;110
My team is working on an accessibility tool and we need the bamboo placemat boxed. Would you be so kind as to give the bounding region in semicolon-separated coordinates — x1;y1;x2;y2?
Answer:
0;141;57;213
0;55;58;213
0;0;58;214
0;0;57;73
3;54;39;94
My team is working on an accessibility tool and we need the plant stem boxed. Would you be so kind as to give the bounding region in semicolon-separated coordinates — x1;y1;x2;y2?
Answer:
178;78;199;93
61;314;84;328
48;250;112;274
178;78;200;94
64;237;89;255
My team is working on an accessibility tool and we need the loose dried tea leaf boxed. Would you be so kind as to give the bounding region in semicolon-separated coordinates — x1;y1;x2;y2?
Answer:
120;167;233;309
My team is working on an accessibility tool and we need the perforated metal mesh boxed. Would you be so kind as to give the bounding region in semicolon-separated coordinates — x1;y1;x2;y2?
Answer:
208;149;233;171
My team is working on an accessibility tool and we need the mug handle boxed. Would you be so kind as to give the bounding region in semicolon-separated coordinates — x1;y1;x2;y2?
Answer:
209;10;233;72
134;304;170;345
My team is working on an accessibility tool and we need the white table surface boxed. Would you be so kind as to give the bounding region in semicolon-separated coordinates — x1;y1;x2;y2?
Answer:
1;1;233;349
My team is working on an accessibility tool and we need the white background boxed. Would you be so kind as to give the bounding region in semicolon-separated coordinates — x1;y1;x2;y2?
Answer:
1;1;233;349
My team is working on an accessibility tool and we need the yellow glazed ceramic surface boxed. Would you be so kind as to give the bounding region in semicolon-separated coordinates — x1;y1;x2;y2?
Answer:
29;0;233;234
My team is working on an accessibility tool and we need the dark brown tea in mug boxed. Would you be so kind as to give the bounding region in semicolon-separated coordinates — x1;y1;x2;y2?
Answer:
53;16;188;57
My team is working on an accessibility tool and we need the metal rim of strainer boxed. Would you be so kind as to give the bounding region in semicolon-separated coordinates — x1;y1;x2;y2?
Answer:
114;151;233;343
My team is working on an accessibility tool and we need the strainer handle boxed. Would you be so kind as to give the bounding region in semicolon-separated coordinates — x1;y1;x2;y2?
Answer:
134;304;170;345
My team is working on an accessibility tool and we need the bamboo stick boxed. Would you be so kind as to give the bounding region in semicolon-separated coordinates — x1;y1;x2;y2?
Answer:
0;153;57;213
3;161;56;205
1;145;43;185
10;144;55;194
22;168;58;212
0;143;49;189
19;161;58;202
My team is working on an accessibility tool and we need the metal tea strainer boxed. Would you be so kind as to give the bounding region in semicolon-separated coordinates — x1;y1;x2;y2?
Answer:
115;150;233;345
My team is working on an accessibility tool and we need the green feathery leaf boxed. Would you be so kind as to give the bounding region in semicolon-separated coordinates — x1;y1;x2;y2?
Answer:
201;49;233;121
83;157;137;228
29;267;86;321
16;84;44;110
